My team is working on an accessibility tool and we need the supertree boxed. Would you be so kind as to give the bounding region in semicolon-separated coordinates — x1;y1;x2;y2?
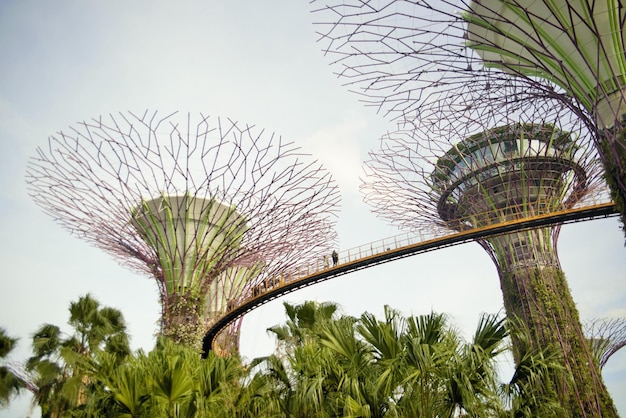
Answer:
584;317;626;370
310;0;626;236
26;111;341;353
360;83;618;416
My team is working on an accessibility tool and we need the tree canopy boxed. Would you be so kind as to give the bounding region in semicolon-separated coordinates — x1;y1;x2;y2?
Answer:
4;297;619;417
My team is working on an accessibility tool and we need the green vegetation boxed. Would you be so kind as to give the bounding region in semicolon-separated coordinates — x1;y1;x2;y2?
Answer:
256;301;568;417
25;294;130;417
1;296;619;417
0;328;26;408
500;267;618;417
601;118;626;242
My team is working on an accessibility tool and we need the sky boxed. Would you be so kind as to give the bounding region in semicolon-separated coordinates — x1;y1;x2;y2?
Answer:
0;1;625;416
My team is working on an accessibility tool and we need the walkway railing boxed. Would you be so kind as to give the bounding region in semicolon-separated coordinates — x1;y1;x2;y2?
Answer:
202;202;619;354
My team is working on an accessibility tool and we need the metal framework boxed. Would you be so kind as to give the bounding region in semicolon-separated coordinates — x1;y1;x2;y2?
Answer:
360;81;617;415
311;0;626;232
585;317;626;370
26;111;341;354
204;202;617;351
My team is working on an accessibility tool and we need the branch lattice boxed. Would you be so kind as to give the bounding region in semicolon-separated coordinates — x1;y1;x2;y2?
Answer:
361;83;609;236
585;317;626;370
311;1;598;122
311;0;626;234
26;110;341;352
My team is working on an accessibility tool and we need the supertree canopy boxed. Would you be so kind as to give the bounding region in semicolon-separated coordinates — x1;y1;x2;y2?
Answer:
584;317;626;370
26;111;341;353
310;0;626;236
463;1;624;127
361;85;617;416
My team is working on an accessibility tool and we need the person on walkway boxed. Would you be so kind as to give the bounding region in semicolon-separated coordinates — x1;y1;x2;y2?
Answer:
332;250;339;266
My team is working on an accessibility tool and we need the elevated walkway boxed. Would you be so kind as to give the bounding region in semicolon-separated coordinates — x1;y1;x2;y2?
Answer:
202;202;618;354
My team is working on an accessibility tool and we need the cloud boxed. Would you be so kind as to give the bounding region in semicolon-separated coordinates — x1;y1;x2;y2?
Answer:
300;110;371;196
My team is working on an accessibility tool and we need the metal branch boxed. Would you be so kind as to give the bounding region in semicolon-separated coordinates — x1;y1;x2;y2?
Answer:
585;317;626;369
311;0;626;236
26;111;341;353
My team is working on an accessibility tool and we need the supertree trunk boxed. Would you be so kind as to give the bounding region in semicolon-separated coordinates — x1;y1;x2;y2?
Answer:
26;111;341;353
359;84;617;416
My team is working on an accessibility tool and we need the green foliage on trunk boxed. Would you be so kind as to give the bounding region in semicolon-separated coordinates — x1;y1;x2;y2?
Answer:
600;120;626;242
500;267;618;417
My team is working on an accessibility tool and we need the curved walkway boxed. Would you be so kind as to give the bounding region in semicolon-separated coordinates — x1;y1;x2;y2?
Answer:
202;202;618;354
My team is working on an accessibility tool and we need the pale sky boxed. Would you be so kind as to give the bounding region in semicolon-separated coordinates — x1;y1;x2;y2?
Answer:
0;1;625;416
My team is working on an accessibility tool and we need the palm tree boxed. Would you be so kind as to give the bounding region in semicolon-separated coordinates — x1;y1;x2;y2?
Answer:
267;301;340;353
319;315;386;417
259;301;567;417
443;312;508;415
247;353;292;416
258;301;347;417
258;302;509;417
85;337;255;418
68;298;567;417
497;318;567;417
233;371;284;418
0;328;26;408
26;294;131;417
353;308;506;417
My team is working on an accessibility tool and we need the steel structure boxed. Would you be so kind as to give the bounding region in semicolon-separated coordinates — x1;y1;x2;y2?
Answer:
310;0;626;235
203;202;617;350
360;85;617;415
585;317;626;370
26;111;341;353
